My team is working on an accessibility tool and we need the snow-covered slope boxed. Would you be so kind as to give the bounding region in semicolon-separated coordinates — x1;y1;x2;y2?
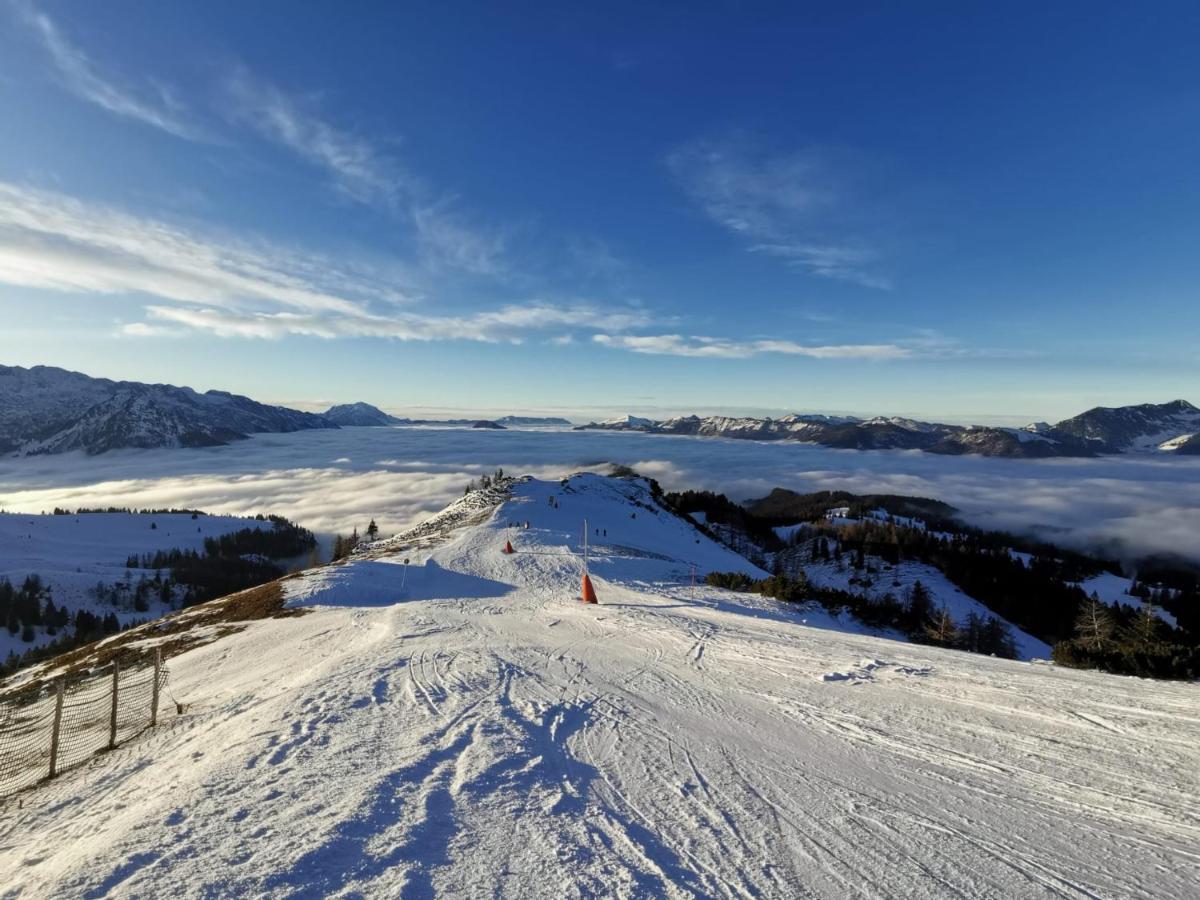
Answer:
1;475;1197;898
1076;571;1179;629
1053;399;1200;453
0;511;273;659
800;554;1052;659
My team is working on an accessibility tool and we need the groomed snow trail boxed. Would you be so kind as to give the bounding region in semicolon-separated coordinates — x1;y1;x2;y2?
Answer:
1;475;1197;898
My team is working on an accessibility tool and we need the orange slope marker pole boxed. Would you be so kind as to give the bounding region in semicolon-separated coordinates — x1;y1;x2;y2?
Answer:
581;518;598;603
581;572;598;604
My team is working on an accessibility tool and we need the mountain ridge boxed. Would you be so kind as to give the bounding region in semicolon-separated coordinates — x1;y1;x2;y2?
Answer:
577;400;1200;458
1;365;336;456
0;366;577;455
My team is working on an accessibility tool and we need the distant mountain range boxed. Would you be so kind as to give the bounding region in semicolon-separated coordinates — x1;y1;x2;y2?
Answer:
4;364;1195;459
323;402;403;427
0;365;335;456
323;403;567;429
577;402;1200;458
0;366;569;456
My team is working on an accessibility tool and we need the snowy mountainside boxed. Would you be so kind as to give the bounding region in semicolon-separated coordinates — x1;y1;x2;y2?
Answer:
1053;399;1200;453
1075;571;1179;629
292;473;765;609
1;473;1197;897
0;364;334;456
797;550;1051;659
0;511;275;660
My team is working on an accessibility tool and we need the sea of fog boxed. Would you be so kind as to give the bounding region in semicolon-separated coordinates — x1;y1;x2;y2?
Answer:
2;426;1199;565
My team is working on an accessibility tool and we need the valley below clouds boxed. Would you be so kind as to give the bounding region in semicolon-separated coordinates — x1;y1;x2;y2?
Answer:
3;427;1200;565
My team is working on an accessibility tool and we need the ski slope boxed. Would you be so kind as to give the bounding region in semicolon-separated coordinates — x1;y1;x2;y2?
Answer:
0;475;1197;898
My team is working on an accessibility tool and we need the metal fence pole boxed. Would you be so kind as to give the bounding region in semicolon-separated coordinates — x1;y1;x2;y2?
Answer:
151;648;161;727
48;679;64;778
108;659;120;751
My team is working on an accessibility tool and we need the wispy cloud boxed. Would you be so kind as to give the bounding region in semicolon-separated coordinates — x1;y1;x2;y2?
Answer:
411;202;508;276
667;136;890;288
17;3;200;140
223;68;408;206
139;302;651;343
118;321;183;339
593;333;910;360
0;182;401;314
11;14;574;284
0;178;957;362
0;181;648;346
224;69;507;276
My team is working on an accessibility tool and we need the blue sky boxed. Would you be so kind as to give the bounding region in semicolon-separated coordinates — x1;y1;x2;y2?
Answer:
1;0;1198;423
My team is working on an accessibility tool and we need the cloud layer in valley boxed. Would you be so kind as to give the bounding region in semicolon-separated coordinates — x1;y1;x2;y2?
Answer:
2;428;1199;567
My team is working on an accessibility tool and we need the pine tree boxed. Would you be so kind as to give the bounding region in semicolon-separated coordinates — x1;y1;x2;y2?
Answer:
981;616;1017;658
961;611;984;652
905;580;933;632
1074;593;1115;651
1134;599;1159;646
925;606;958;646
366;519;379;541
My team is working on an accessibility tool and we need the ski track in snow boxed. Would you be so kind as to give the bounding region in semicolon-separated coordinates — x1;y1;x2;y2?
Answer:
0;475;1197;898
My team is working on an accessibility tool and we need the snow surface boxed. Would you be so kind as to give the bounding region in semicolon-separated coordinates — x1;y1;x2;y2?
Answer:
1;474;1196;898
0;511;271;659
1077;572;1179;629
772;522;805;542
1159;432;1198;452
799;552;1051;660
1001;427;1055;444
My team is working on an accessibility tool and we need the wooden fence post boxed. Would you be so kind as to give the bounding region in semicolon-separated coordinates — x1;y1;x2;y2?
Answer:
48;679;64;778
108;659;120;751
151;649;161;727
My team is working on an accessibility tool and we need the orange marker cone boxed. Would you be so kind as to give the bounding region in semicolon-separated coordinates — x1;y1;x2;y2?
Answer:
503;540;515;554
581;573;598;604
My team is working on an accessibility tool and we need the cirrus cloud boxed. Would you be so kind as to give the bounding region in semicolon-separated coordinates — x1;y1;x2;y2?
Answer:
0;180;651;346
0;181;410;315
137;302;652;344
16;2;202;140
667;136;891;289
593;333;911;360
